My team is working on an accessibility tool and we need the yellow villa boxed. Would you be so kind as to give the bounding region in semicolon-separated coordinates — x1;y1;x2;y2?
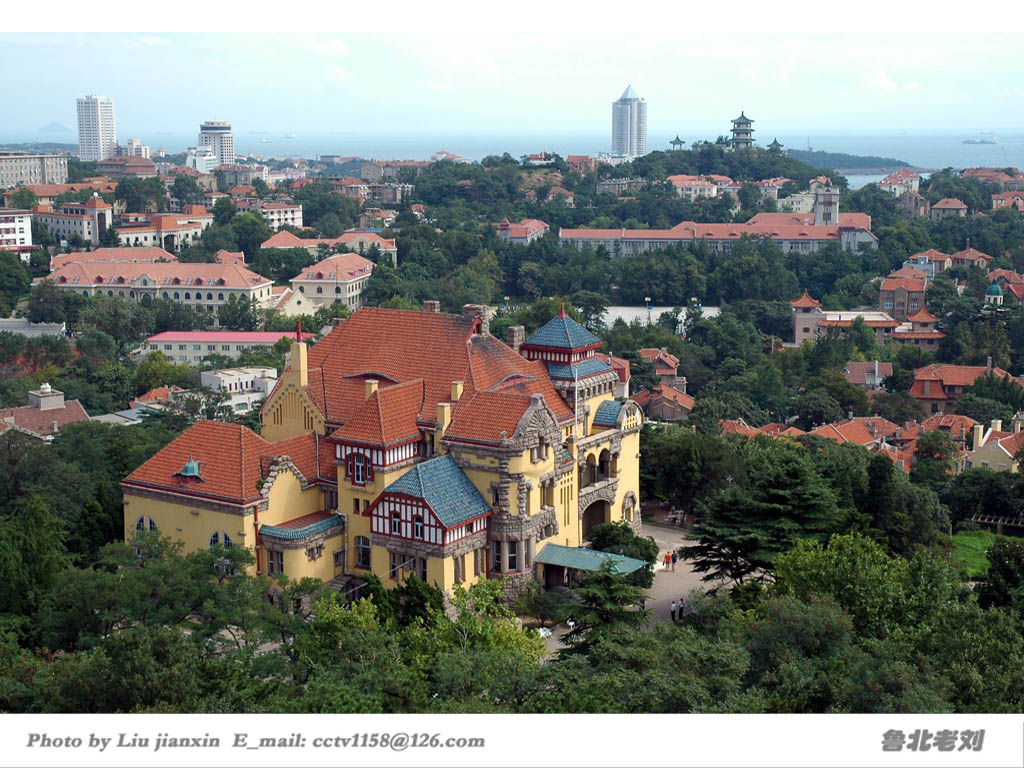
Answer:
122;304;642;599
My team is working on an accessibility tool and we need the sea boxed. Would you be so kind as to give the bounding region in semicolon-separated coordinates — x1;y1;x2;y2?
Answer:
8;129;1022;191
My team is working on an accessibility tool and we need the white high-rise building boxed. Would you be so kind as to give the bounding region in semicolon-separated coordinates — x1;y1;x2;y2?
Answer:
198;121;235;167
77;95;118;162
611;85;646;158
117;138;150;159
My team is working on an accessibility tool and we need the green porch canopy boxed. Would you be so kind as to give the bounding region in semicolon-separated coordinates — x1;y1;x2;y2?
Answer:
535;543;647;575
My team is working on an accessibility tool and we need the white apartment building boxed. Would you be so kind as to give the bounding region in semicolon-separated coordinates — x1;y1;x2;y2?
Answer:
198;121;235;167
611;85;647;158
254;201;303;229
117;138;151;159
185;146;219;173
0;152;69;188
33;197;114;246
0;208;33;260
139;330;314;363
77;95;118;162
199;366;278;413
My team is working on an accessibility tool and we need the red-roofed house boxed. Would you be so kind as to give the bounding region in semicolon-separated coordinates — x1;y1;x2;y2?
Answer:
285;252;375;315
124;305;643;597
497;218;549;244
952;246;993;268
903;248;952;278
880;275;927;319
892;308;946;348
566;155;596;175
910;362;1019;414
631;383;694;422
968;420;1024;473
931;198;968;221
992;191;1024;211
260;229;398;266
880;169;921;196
0;384;89;441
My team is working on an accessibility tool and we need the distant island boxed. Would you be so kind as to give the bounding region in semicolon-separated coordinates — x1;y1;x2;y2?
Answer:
786;149;912;173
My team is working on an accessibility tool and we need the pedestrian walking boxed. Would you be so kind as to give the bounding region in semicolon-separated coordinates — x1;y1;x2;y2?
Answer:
670;600;678;622
671;551;678;572
664;551;671;570
678;596;685;618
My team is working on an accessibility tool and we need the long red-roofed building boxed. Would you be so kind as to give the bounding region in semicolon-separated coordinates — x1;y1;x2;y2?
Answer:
910;363;1020;414
561;214;877;254
39;260;274;324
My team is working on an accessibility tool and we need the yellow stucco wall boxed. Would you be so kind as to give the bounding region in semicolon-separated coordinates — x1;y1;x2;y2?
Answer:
123;492;257;572
261;382;325;442
969;442;1020;473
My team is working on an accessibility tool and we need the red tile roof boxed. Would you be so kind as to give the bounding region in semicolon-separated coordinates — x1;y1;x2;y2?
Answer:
880;277;926;293
913;363;1015;388
50;247;177;269
0;399;89;437
952;247;993;263
331;379;425;447
911;248;952;263
790;290;821;308
293;252;374;282
843;361;893;386
906;308;939;322
278;308;574;444
933;198;968;210
888;266;928;281
922;413;978;437
631;383;694;411
215;249;246;265
595;353;630;383
720;418;759;437
45;261;271;290
123;421;272;503
265;432;336;484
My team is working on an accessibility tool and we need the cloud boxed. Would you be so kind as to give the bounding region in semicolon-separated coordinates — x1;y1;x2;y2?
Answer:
306;38;350;58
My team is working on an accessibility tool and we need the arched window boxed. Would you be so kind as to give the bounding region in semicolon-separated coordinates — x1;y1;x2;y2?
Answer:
173;291;179;299
206;293;213;301
162;292;169;299
316;286;323;294
135;515;157;532
335;286;341;294
413;516;424;539
185;292;191;300
218;293;224;301
209;531;232;549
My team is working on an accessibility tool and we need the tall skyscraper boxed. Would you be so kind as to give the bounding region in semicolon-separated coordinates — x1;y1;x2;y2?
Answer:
76;95;117;162
611;85;646;158
199;121;235;167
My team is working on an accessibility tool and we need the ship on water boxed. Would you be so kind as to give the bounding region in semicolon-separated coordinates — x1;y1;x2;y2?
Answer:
964;135;998;144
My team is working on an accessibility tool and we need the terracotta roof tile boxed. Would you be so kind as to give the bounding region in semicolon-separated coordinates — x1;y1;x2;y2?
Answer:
123;421;272;504
0;399;89;437
332;379;425;447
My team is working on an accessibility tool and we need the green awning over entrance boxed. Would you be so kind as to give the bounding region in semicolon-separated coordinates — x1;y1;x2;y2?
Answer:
535;543;647;575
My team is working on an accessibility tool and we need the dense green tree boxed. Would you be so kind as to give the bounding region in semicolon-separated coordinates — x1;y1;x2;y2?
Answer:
218;294;261;331
586;521;659;587
682;438;839;585
10;187;37;210
170;175;204;205
0;251;31;316
230;213;272;258
212;196;237;226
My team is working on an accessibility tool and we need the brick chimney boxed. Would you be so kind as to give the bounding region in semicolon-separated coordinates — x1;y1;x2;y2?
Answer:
986;355;993;374
462;304;491;335
507;325;525;354
423;300;440;313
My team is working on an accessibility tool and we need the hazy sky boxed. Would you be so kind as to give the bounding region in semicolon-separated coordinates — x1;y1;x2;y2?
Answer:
3;2;1023;140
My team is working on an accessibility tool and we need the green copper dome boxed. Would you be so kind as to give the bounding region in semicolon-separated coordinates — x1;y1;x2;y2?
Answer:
986;280;1003;296
178;452;203;479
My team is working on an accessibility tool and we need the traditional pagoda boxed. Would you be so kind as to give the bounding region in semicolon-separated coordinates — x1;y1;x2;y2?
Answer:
730;112;754;149
670;135;684;151
767;137;783;153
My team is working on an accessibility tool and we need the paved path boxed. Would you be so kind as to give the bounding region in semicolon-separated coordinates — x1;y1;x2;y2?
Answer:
541;523;711;656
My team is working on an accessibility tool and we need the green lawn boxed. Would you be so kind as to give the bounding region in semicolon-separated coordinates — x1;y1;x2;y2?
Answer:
951;530;998;579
